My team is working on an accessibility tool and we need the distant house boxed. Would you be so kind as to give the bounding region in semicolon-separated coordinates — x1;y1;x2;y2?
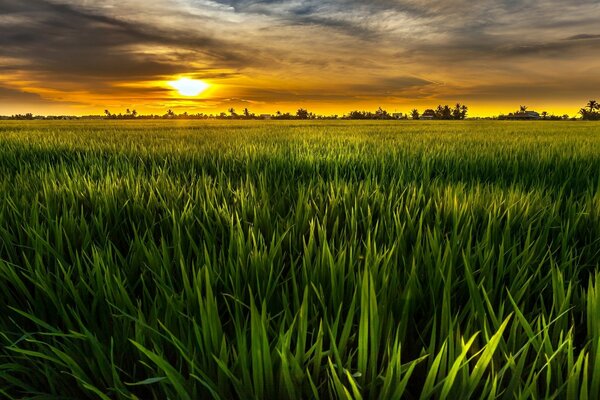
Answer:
504;111;541;120
260;114;272;120
421;109;436;120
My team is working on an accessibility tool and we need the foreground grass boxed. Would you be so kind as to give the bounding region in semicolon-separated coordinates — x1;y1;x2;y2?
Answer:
0;120;599;399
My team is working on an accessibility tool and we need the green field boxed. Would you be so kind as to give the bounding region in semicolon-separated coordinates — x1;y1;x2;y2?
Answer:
1;120;600;399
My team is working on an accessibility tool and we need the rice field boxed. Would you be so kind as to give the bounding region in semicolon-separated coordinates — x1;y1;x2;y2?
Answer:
1;120;600;399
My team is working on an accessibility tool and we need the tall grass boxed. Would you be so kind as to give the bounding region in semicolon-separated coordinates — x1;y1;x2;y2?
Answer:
0;120;599;399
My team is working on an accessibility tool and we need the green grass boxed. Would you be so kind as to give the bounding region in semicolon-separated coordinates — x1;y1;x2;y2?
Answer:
0;120;599;399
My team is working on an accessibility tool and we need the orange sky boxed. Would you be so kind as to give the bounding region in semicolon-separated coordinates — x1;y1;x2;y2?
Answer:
1;0;600;117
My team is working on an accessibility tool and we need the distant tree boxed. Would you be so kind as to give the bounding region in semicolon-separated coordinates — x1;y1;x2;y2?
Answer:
444;105;452;119
541;111;548;119
435;105;443;119
104;109;111;118
347;110;392;119
273;111;293;120
452;103;462;120
13;113;35;120
411;109;420;120
228;108;237;117
435;105;452;119
132;109;137;118
347;110;366;119
580;100;600;120
580;108;600;120
451;103;468;120
375;107;390;119
243;108;250;118
519;105;528;112
460;104;468;119
296;108;309;119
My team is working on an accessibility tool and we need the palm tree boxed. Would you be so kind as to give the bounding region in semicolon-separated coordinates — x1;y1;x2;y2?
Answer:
587;100;598;112
541;111;548;119
132;110;137;118
411;109;420;120
519;105;528;112
228;108;237;117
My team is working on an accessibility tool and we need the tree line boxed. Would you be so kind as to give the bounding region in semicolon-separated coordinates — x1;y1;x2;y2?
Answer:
2;99;600;120
410;104;468;120
100;106;432;120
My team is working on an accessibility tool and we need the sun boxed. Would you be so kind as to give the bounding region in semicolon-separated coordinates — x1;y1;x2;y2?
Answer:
168;78;209;96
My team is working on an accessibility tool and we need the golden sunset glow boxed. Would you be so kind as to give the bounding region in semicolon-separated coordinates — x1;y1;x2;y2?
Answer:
169;78;209;97
1;0;600;117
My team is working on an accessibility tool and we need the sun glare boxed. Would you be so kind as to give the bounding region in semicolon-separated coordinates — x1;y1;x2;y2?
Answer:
169;78;209;96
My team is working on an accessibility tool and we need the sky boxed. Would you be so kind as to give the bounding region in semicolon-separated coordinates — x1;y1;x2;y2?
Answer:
1;0;600;116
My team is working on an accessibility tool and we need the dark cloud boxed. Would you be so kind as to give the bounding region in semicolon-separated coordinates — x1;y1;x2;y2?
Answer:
0;0;249;83
349;76;437;96
0;86;49;102
497;39;600;57
0;85;79;108
565;34;600;40
228;76;436;103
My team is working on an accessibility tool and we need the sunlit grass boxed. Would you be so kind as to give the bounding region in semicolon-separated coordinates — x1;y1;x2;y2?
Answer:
0;120;599;399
